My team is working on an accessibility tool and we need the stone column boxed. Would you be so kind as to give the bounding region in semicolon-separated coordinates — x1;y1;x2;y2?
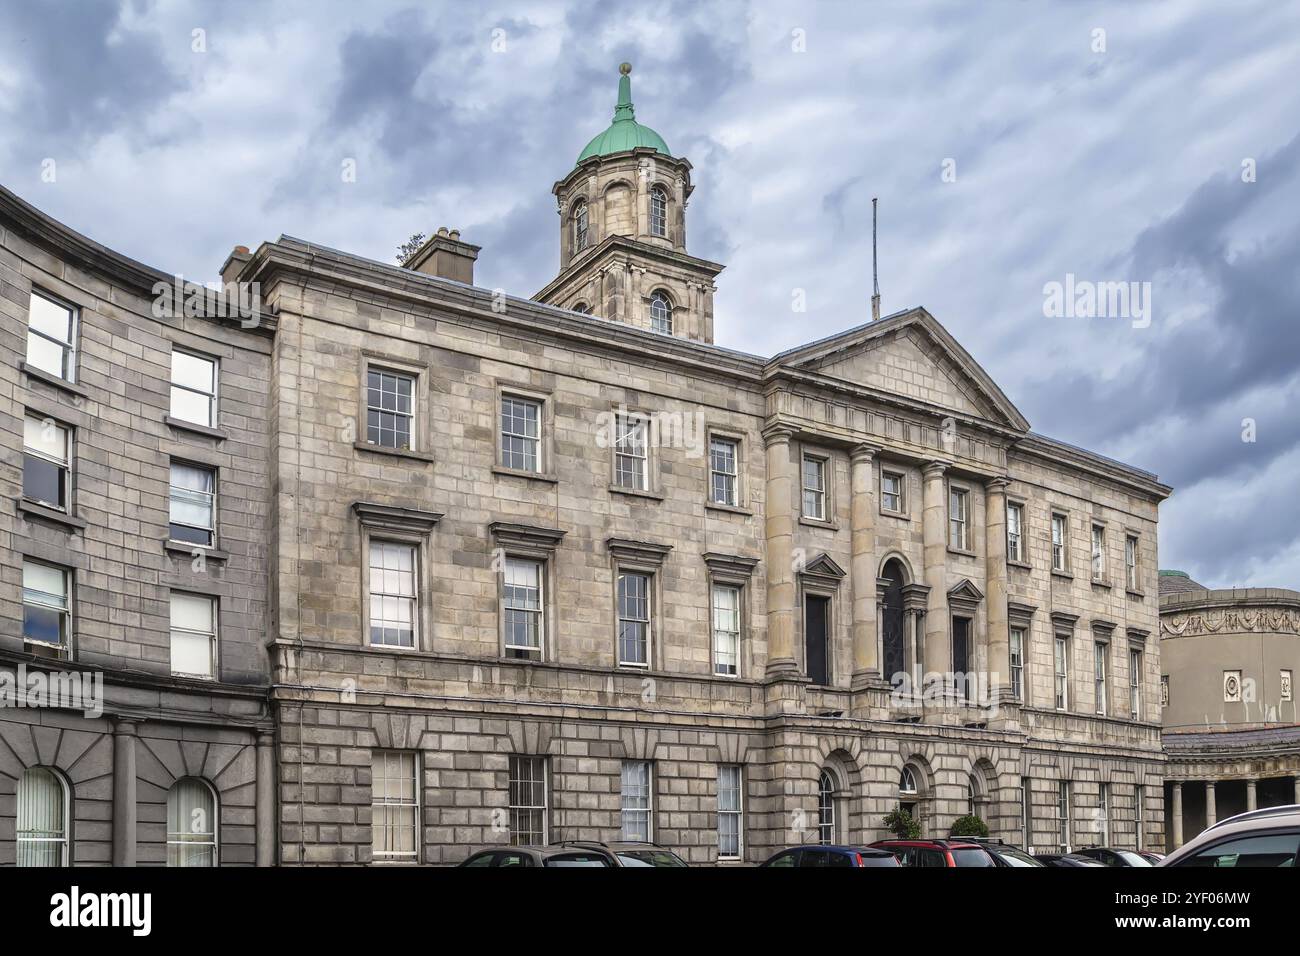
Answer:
112;718;139;867
256;731;276;867
850;444;881;689
1171;782;1184;849
1245;778;1257;812
764;425;799;676
1294;774;1300;805
984;477;1011;700
921;461;950;677
1205;780;1217;828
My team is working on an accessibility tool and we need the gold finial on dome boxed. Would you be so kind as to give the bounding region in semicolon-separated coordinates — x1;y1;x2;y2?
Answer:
619;62;632;75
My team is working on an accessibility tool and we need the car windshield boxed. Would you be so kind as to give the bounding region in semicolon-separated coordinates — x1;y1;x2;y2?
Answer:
545;855;610;867
950;848;995;867
617;850;688;867
1115;850;1153;866
993;847;1042;866
859;853;899;867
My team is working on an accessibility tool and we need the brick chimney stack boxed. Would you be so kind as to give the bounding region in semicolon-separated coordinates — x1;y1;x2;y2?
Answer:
404;227;480;285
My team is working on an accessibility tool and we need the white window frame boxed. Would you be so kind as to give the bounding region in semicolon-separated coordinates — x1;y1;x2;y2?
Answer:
817;770;836;845
1058;780;1072;853
1130;648;1142;718
620;760;653;842
1097;783;1111;846
1009;626;1025;702
166;777;219;867
1054;634;1070;710
949;486;970;550
367;539;419;649
1091;524;1106;581
500;394;543;473
1094;640;1108;716
1051;512;1068;572
1006;501;1024;562
22;560;71;652
709;435;740;507
365;366;416;451
648;290;673;335
881;469;905;515
711;582;742;677
168;461;217;548
26;289;78;383
170;591;217;680
572;200;589;251
22;413;71;512
16;767;70;867
1125;534;1139;590
371;750;420;863
801;454;827;521
717;764;743;861
170;348;218;428
613;413;649;491
617;569;653;668
507;755;549;846
503;555;545;661
649;185;668;238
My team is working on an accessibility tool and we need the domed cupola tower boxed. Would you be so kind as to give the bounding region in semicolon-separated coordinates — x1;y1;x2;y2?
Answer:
534;63;723;343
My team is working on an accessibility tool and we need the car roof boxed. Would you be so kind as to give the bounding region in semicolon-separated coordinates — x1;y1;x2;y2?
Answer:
872;839;983;848
1162;804;1300;864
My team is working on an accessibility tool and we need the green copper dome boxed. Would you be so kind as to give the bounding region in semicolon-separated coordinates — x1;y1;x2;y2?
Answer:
576;63;670;165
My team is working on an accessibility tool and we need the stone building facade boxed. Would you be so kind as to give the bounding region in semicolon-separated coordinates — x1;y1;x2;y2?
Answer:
1;65;1171;866
1158;571;1300;847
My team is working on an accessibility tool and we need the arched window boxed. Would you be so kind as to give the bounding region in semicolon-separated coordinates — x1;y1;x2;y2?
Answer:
573;302;590;315
649;291;672;335
817;771;835;845
899;766;918;796
167;778;218;867
898;764;920;827
17;767;68;866
572;201;589;252
649;186;668;238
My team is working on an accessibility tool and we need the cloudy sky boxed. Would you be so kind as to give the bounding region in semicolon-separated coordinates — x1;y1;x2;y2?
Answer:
1;1;1297;588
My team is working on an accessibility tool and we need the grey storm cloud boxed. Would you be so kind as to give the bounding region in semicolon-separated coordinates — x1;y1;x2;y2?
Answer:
0;0;1298;588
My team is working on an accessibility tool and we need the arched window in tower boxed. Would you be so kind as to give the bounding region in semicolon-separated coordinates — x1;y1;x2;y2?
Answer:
572;302;591;315
817;770;835;845
650;185;668;238
572;201;589;252
649;291;672;335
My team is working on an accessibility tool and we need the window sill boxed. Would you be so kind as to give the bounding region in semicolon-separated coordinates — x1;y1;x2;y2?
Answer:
20;362;90;399
947;546;978;559
165;416;228;441
1126;588;1146;599
705;501;752;517
1007;559;1033;571
1050;569;1074;581
1091;577;1113;590
15;498;87;531
798;515;837;531
164;541;230;562
353;440;433;463
493;465;558;484
879;508;910;521
609;484;664;501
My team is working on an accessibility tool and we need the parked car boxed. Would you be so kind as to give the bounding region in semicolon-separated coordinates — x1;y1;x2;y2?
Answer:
459;845;618;867
556;840;690;867
963;838;1045;867
760;845;900;867
869;839;995;867
1073;846;1153;867
1160;804;1300;867
1136;851;1165;865
1034;853;1107;867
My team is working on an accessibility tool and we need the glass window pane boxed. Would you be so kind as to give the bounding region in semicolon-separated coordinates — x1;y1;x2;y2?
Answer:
171;630;213;677
24;417;68;462
25;333;67;378
17;767;66;867
171;593;213;631
28;293;74;342
170;385;212;426
172;351;215;392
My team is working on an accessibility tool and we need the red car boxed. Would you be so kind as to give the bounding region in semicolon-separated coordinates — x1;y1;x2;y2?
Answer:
869;839;996;867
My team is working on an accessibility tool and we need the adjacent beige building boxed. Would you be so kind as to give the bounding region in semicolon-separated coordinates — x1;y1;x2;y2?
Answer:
1159;571;1300;847
1;64;1174;866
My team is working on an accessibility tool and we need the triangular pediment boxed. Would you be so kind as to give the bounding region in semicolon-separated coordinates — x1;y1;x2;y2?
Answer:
948;579;985;603
802;552;846;579
773;308;1029;432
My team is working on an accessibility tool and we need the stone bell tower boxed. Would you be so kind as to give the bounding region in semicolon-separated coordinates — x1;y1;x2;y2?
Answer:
534;63;723;343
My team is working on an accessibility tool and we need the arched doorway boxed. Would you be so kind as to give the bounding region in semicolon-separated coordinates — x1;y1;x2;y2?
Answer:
881;559;906;685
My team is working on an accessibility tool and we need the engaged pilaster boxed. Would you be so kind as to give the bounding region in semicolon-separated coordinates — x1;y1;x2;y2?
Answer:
763;424;799;676
984;477;1012;703
921;460;950;679
850;443;882;689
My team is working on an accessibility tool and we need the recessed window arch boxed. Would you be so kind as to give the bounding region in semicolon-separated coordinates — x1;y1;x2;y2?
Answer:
649;185;668;237
572;301;591;315
649;291;673;335
16;767;69;866
167;777;218;867
899;765;919;796
572;200;589;252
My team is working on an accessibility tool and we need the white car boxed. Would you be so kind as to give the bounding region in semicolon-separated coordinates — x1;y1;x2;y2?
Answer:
1159;805;1300;867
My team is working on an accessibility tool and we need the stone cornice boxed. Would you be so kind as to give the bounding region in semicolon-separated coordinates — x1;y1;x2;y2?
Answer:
489;521;567;551
606;537;673;566
352;501;443;534
702;552;760;577
535;232;725;303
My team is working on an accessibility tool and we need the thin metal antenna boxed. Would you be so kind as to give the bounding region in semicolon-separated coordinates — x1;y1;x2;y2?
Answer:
871;196;881;321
